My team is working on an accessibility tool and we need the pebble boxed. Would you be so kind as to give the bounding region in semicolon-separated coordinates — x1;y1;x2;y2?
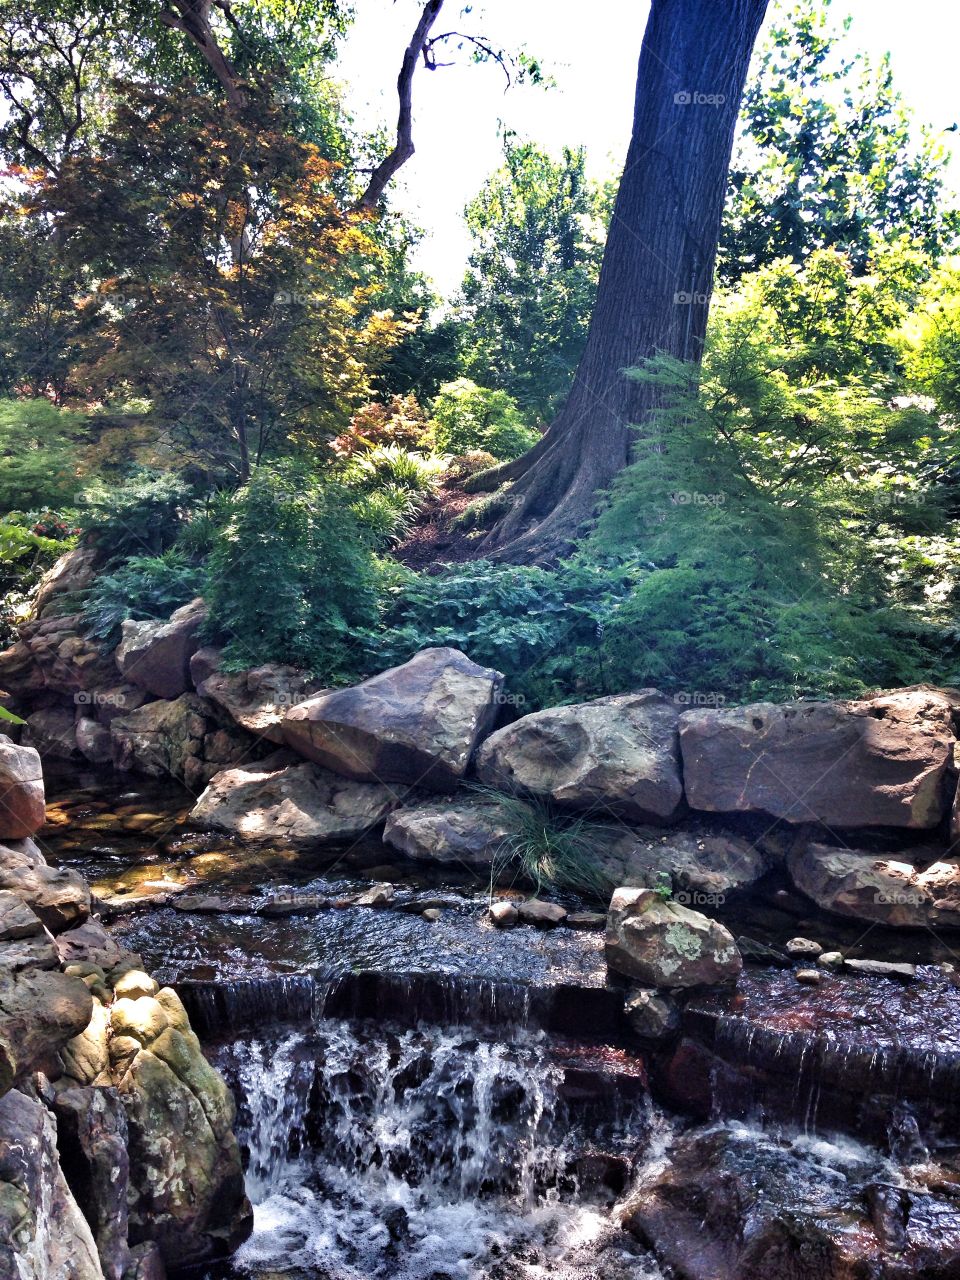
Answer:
488;901;518;928
355;884;394;908
817;951;844;970
785;936;823;958
422;908;441;922
795;968;822;985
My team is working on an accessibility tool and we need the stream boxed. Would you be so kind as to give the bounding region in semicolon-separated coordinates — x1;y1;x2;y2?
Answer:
41;766;960;1279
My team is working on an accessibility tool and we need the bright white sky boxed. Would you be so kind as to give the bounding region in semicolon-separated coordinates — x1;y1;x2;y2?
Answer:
336;0;960;295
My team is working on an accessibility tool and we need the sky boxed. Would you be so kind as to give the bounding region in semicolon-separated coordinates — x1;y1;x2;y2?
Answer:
336;0;960;296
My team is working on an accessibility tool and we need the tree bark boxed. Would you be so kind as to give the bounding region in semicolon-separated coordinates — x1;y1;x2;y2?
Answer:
160;0;248;110
476;0;769;562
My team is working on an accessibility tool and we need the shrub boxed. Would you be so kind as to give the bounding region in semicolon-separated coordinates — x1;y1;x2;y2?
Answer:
427;378;539;461
205;465;380;680
332;394;431;457
343;444;447;495
484;789;615;903
79;468;194;560
80;550;206;645
0;399;85;513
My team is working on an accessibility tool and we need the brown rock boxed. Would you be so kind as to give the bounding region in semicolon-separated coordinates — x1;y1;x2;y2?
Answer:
606;887;742;988
115;597;206;699
0;737;45;838
197;657;321;745
679;689;957;829
788;842;960;928
517;899;567;927
475;691;683;823
283;647;503;791
488;901;518;928
383;796;518;866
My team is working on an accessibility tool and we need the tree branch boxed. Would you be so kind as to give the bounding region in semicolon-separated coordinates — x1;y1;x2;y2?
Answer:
354;0;445;213
160;0;248;110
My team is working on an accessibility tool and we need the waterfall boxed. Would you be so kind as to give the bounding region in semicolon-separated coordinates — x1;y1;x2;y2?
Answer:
209;1018;665;1280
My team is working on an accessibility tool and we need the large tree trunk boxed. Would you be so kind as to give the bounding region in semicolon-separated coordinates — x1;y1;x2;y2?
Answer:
476;0;769;562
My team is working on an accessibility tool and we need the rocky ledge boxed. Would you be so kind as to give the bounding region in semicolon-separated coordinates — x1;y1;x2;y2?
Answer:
0;737;251;1279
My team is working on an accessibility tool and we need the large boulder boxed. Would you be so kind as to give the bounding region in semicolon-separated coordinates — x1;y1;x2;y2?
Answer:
109;988;252;1268
191;754;406;843
0;737;45;837
0;1089;105;1280
283;647;503;791
115;598;206;700
0;614;118;701
383;795;518;866
0;838;90;933
196;654;322;745
679;689;957;829
110;693;249;789
788;841;960;928
606;887;742;988
32;544;99;618
475;692;683;823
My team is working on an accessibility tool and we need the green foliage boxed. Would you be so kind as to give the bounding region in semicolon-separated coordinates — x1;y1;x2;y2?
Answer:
80;550;205;645
0;514;76;646
722;0;959;282
343;444;446;495
205;465;380;680
371;558;641;709
0;399;85;511
459;138;611;419
484;789;615;904
79;469;194;560
907;263;960;419
428;379;539;461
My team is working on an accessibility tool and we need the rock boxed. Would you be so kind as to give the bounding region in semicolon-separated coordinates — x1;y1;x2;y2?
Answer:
736;936;792;967
475;691;683;823
621;1122;960;1280
53;1085;130;1279
488;901;518;928
23;706;81;759
0;840;90;933
0;842;88;926
115;597;206;699
55;921;124;972
795;968;822;984
818;950;845;970
679;689;957;829
0;966;92;1090
75;716;113;765
0;1088;105;1280
566;911;607;930
844;959;917;981
592;823;767;902
196;655;321;745
110;693;248;787
122;1242;165;1280
606;887;742;988
60;998;111;1085
517;899;567;927
283;647;503;791
355;883;394;907
112;1024;252;1269
625;988;680;1040
785;936;822;957
0;613;117;700
422;907;441;922
0;888;43;940
0;737;45;837
788;841;960;928
191;755;405;843
383;796;517;866
113;970;160;1001
33;544;100;616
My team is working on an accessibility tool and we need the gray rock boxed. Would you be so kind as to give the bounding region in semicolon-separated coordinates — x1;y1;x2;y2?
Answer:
53;1086;130;1279
679;689;957;829
0;963;91;1093
191;755;405;844
625;988;680;1040
383;796;518;866
23;706;81;759
0;888;42;940
488;901;518;928
606;887;742;988
75;716;113;765
197;657;322;745
517;899;567;927
283;647;503;791
475;691;683;823
788;842;960;928
115;597;206;699
0;1089;105;1279
785;936;823;957
844;958;917;981
0;839;90;933
592;824;767;902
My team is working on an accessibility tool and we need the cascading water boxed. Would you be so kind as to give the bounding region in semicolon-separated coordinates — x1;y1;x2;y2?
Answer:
206;1019;670;1280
